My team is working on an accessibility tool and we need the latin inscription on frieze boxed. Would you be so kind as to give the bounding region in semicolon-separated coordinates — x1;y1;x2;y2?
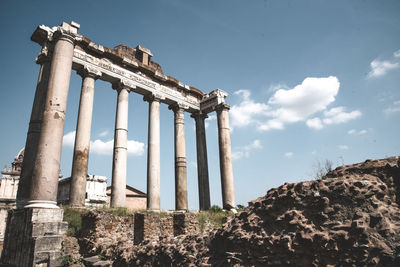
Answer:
73;49;199;109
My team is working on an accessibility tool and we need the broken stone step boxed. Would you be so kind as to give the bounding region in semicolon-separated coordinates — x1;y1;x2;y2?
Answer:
83;256;112;267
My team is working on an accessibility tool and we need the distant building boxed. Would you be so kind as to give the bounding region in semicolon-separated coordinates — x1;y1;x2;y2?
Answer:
106;185;146;210
57;175;108;207
0;148;147;242
0;148;23;242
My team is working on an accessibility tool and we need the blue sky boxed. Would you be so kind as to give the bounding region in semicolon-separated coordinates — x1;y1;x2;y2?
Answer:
0;0;399;210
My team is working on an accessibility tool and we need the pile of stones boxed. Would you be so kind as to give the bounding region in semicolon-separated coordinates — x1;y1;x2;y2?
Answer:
117;156;400;266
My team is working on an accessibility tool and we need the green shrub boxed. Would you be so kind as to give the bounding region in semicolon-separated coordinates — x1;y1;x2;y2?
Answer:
198;208;233;232
62;207;87;236
209;205;223;213
61;255;72;266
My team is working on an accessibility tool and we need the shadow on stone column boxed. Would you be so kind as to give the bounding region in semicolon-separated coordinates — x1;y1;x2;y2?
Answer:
1;208;67;266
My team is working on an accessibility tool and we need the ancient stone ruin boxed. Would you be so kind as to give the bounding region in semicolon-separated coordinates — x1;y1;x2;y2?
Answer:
0;21;236;266
101;157;399;266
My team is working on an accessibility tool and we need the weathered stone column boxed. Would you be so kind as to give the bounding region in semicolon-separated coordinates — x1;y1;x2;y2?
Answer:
191;113;211;210
69;66;101;207
216;104;236;210
145;94;163;211
170;104;188;211
1;22;79;267
26;24;77;209
110;82;132;208
16;45;51;209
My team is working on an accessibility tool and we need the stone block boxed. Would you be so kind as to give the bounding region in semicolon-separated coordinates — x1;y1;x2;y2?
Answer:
34;236;63;252
31;222;68;237
0;208;66;266
34;251;62;267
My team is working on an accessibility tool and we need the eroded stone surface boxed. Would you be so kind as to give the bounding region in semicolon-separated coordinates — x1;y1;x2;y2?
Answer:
115;156;400;266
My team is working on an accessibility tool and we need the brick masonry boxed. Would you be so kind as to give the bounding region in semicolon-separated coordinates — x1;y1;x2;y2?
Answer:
134;212;199;245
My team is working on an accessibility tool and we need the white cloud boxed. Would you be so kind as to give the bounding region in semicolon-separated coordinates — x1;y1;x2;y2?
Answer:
63;131;76;147
263;76;339;128
347;129;356;135
368;49;400;78
205;114;216;129
348;129;368;135
230;77;361;132
189;161;197;169
230;90;269;129
338;145;349;150
384;100;400;114
62;131;144;156
368;59;399;78
284;152;294;158
98;130;109;137
232;139;262;160
267;83;289;92
359;129;368;135
322;107;362;125
306;118;323;130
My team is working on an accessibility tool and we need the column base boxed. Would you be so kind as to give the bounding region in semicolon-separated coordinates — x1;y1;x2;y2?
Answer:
25;200;59;209
1;207;67;266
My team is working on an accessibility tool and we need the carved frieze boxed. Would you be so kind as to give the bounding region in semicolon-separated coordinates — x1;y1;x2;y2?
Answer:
72;49;200;110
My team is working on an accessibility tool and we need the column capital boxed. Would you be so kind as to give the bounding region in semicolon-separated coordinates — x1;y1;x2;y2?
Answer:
55;21;81;44
143;92;165;103
35;42;52;65
191;112;208;120
112;79;135;92
215;103;230;112
78;65;102;79
168;102;189;113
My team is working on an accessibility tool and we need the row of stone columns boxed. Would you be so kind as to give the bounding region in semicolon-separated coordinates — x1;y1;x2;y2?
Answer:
16;28;235;212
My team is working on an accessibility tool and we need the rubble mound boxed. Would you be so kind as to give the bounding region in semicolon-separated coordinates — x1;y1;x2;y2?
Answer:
77;210;134;260
122;156;400;266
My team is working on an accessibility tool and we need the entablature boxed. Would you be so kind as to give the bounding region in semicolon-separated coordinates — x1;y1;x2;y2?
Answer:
30;21;228;113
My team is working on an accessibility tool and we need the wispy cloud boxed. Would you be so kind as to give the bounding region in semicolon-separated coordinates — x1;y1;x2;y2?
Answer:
98;130;109;137
348;129;368;135
63;131;144;156
284;152;294;158
205;114;216;129
322;107;362;125
267;83;290;92
368;49;400;78
232;139;262;160
338;145;349;150
230;76;361;132
384;100;400;115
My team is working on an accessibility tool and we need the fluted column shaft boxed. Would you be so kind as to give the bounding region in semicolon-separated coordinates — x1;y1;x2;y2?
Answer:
69;68;100;207
16;50;51;209
110;85;130;208
27;33;75;208
192;113;211;210
216;104;235;210
146;95;161;211
173;106;188;211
